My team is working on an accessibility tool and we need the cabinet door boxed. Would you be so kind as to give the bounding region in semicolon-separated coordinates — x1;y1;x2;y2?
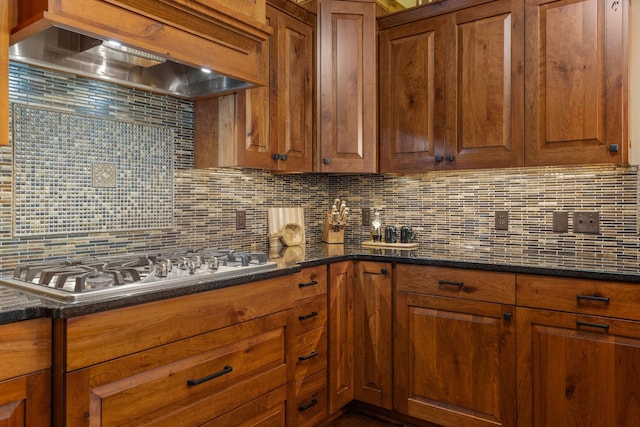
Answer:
317;0;377;173
445;0;524;169
270;7;314;172
524;0;627;166
327;261;354;414
379;16;446;173
517;307;640;427
353;261;393;409
395;293;516;427
0;371;51;427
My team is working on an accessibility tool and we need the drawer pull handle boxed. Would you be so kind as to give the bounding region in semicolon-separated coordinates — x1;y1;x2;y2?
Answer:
576;294;610;304
298;311;319;321
298;398;318;412
187;365;232;386
298;350;319;361
299;280;319;288
576;320;610;331
438;280;464;288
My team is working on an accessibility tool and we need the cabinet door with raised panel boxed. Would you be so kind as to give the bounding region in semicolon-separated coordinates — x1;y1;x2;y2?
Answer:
317;0;377;173
395;293;516;427
353;261;393;409
445;0;524;170
524;0;627;166
270;6;314;172
379;15;446;173
517;307;640;427
327;261;354;414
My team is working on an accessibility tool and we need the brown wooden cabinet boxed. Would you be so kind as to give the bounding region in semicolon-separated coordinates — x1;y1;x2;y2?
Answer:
524;0;628;166
394;264;517;427
54;277;295;426
0;318;52;426
327;260;355;414
288;265;329;427
317;0;377;173
379;0;524;173
517;274;640;427
353;261;393;410
195;4;313;172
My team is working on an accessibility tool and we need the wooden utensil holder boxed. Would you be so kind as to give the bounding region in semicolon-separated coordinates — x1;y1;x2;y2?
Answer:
322;212;345;244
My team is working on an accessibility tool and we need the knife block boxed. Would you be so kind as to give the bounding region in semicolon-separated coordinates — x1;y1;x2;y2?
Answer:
322;212;345;244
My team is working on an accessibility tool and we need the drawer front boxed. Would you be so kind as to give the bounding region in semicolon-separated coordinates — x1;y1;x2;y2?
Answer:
202;385;287;427
65;312;288;426
397;264;516;304
293;295;328;335
294;266;328;301
0;318;51;380
290;369;328;427
517;274;640;320
292;326;327;381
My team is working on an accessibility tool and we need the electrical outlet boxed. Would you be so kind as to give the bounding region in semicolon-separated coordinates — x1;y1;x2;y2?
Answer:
495;211;509;230
553;211;569;232
573;211;599;234
236;210;246;230
362;207;371;226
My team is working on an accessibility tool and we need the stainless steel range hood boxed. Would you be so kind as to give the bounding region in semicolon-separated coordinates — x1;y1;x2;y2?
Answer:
9;0;271;99
10;26;252;98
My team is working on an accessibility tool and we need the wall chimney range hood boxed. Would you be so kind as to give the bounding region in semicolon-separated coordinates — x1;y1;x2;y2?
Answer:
9;0;272;99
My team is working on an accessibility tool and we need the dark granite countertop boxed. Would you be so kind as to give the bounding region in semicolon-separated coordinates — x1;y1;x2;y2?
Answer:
1;240;639;325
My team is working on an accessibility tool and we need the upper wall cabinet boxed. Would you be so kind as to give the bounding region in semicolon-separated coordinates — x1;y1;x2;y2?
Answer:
317;0;378;173
524;0;628;166
379;0;524;173
195;3;314;171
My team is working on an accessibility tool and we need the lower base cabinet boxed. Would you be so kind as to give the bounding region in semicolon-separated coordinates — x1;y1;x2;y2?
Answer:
517;308;640;427
0;318;51;427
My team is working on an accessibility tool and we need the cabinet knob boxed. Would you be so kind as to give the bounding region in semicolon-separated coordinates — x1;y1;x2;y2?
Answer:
609;144;619;152
503;312;512;321
272;153;281;160
381;268;388;275
281;154;287;161
446;155;454;162
323;158;331;164
435;156;443;163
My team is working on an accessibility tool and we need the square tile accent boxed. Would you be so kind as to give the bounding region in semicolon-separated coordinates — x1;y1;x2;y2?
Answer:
12;104;174;236
92;163;117;188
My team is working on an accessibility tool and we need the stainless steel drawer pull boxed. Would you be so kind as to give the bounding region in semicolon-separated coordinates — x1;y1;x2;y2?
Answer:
576;320;610;331
187;365;232;386
438;280;464;288
298;311;319;321
298;350;319;361
298;280;319;288
298;399;318;412
576;294;610;304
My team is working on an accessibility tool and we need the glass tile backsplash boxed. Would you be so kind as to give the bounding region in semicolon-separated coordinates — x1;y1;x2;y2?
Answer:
12;104;174;236
2;62;640;274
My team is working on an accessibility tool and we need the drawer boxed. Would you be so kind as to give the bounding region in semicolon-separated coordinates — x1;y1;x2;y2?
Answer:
202;385;287;427
293;295;327;335
517;274;640;320
292;326;327;381
289;369;328;427
0;318;51;380
65;312;288;426
294;266;327;301
397;264;516;304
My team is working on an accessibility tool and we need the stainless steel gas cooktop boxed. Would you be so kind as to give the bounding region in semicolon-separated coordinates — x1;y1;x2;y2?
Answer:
1;248;277;303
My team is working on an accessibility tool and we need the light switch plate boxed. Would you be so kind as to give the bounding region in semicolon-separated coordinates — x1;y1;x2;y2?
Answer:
236;210;246;230
553;211;569;232
495;211;509;230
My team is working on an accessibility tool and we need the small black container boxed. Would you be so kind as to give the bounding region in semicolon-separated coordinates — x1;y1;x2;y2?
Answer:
400;226;416;243
384;226;398;243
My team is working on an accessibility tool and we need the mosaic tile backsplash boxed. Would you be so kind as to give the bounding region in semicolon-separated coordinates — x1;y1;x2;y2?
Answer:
2;62;640;275
12;104;174;236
